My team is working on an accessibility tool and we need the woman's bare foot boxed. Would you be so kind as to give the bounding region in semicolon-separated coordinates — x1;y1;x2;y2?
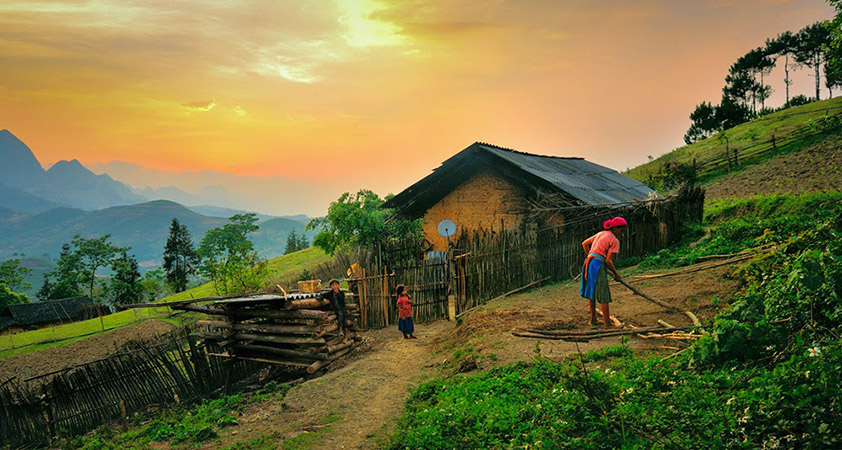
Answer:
589;319;599;326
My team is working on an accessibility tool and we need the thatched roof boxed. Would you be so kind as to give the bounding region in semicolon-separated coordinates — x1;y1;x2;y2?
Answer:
383;142;658;218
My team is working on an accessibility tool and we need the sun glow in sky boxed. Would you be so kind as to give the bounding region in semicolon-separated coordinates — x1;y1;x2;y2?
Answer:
0;0;835;214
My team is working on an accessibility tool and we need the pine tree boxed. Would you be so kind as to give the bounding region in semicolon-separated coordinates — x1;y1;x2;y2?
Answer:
109;250;142;306
285;230;300;254
163;218;199;292
45;243;84;300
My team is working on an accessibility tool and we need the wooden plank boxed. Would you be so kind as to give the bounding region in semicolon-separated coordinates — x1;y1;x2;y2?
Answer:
233;333;326;346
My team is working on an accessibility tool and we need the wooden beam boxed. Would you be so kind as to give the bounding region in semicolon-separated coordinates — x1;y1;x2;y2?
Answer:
234;333;326;346
232;343;328;361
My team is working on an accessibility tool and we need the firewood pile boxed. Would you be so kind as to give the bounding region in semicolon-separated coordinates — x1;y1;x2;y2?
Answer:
171;292;361;376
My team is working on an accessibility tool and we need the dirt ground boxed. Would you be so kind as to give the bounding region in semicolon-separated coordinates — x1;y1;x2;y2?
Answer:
705;136;842;200
192;323;448;450
433;265;738;368
0;319;174;384
192;262;740;450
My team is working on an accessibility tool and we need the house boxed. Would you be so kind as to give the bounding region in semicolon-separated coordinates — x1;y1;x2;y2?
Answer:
4;296;97;329
383;142;658;251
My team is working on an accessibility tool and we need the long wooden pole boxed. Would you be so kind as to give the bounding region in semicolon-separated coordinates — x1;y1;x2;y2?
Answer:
615;279;681;311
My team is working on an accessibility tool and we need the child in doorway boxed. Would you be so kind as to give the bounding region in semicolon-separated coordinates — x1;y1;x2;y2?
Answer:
580;217;627;329
396;284;416;339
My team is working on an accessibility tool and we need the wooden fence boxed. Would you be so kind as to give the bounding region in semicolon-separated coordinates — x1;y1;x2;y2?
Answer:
351;185;705;329
0;328;266;448
654;104;842;184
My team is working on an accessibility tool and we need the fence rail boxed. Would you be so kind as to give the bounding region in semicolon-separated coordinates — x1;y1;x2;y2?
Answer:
663;106;842;183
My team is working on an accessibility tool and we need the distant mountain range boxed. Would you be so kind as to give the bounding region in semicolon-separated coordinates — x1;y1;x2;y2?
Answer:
0;130;145;212
0;129;318;273
0;200;318;268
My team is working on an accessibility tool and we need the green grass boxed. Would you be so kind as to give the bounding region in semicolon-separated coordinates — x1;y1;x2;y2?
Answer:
626;97;842;186
626;191;842;270
0;247;333;358
62;382;294;450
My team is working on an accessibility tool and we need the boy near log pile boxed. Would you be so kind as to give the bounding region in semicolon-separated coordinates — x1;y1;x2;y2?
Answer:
580;217;627;329
320;279;350;341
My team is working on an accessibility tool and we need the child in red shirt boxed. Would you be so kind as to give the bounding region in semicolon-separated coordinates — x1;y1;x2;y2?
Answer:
396;284;416;339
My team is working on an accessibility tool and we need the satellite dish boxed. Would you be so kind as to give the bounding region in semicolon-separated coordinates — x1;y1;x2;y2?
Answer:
438;219;456;238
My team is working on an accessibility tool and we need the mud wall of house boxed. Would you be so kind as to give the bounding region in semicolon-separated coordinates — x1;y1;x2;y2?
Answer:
422;169;527;251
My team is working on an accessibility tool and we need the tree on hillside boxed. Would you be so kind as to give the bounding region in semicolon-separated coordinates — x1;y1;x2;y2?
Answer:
0;259;33;293
723;67;759;112
198;214;267;295
71;235;122;301
766;31;799;104
108;250;142;306
307;190;423;255
0;281;28;310
795;21;832;100
745;47;776;111
684;102;720;144
38;243;84;300
140;269;169;302
284;229;309;254
162;218;199;292
825;1;842;97
716;94;753;130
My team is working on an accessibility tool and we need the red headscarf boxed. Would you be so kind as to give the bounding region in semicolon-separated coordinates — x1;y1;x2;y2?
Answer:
603;216;628;230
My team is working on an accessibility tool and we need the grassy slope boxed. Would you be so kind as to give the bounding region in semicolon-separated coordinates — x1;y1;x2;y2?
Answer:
626;97;842;184
0;247;332;358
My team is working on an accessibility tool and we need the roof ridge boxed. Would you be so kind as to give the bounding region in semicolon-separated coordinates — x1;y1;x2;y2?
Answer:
474;141;584;160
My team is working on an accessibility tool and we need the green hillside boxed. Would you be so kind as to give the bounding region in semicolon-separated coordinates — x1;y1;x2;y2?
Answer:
0;246;334;358
627;97;842;187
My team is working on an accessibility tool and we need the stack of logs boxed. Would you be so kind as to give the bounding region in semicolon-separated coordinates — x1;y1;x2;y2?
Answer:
172;292;361;376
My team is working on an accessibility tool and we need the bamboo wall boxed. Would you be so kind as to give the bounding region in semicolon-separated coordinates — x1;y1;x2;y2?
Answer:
0;329;265;448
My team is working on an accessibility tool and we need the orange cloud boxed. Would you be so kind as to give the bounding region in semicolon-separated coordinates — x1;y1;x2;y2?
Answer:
181;99;216;111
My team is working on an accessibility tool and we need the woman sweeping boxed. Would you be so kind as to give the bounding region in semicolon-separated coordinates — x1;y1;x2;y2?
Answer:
580;217;627;329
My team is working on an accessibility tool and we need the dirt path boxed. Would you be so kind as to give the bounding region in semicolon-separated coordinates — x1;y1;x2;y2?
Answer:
206;321;449;450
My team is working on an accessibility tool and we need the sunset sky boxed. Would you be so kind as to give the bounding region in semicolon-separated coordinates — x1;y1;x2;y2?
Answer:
0;0;836;215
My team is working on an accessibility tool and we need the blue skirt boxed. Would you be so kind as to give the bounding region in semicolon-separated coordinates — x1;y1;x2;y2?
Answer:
398;317;414;335
580;254;612;303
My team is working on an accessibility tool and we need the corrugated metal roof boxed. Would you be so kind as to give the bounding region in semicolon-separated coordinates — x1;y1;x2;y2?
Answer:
478;144;657;204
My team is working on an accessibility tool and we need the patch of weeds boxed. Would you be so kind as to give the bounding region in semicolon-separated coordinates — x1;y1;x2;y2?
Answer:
489;340;506;350
278;411;343;450
580;345;634;363
220;435;277;450
64;384;294;450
